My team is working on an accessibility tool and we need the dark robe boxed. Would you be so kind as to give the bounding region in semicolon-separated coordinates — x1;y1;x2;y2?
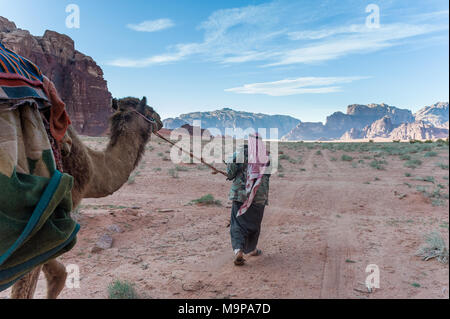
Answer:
230;201;265;254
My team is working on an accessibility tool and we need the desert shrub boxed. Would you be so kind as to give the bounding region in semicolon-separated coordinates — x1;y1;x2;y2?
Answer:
404;159;422;169
168;168;179;178
190;194;221;206
330;157;338;162
424;151;438;157
405;172;412;177
370;160;387;170
400;154;411;161
175;165;189;172
436;163;449;170
416;232;449;264
416;185;449;206
419;145;433;152
279;154;290;161
341;154;353;162
157;152;164;157
413;176;435;183
108;280;138;299
424;140;433;144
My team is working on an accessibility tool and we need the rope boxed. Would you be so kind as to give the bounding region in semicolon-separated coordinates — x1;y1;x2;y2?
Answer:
132;109;228;177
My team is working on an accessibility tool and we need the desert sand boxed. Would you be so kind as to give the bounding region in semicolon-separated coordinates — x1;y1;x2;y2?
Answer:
1;138;448;299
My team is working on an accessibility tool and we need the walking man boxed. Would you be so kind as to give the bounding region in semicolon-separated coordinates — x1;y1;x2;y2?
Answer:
226;133;271;266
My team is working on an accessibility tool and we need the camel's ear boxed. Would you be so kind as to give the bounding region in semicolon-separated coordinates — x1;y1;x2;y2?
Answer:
140;97;147;108
137;97;147;113
112;98;119;110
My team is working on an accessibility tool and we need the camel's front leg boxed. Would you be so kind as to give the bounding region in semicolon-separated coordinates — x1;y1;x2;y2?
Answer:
42;259;67;299
11;266;42;299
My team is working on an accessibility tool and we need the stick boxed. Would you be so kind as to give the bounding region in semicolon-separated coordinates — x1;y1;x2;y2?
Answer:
154;132;228;177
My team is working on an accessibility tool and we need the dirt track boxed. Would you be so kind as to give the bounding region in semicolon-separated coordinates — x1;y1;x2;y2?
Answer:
1;138;448;299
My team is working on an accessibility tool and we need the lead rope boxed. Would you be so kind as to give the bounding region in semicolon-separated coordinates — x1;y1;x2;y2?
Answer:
132;110;228;177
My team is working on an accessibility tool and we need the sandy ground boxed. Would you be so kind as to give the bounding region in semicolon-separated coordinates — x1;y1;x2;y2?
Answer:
1;137;449;299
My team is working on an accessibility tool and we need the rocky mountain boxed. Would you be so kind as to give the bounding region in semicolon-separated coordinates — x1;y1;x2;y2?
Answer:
341;116;396;140
389;121;449;140
163;108;301;138
414;102;449;129
282;122;330;141
339;104;449;141
0;16;112;135
283;103;415;141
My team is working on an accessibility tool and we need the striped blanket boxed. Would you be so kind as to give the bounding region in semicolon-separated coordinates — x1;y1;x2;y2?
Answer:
0;42;48;103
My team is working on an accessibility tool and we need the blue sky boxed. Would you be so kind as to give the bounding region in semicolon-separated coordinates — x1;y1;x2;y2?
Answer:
0;0;448;122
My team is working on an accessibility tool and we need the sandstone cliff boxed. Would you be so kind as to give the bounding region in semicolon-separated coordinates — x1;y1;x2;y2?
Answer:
283;103;447;141
0;16;112;135
414;102;449;129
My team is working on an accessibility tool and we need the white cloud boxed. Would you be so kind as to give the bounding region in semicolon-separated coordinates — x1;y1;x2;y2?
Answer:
109;43;199;67
109;1;448;68
127;18;174;32
269;23;447;66
288;24;367;40
225;76;369;96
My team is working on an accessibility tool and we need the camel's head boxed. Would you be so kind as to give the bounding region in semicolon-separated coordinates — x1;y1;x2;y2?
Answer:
112;97;163;133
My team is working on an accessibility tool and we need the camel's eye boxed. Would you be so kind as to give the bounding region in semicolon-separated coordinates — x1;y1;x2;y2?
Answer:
146;115;156;123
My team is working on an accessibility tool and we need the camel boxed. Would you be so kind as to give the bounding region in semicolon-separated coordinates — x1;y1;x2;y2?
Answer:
10;96;163;299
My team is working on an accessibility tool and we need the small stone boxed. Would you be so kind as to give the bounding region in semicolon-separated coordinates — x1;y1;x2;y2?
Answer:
91;234;113;253
107;224;123;233
158;209;175;213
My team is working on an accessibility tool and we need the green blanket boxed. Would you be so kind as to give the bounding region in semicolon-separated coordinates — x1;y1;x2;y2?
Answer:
0;101;79;291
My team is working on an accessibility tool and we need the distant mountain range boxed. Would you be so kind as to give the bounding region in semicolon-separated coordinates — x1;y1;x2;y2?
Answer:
164;102;449;141
163;108;301;138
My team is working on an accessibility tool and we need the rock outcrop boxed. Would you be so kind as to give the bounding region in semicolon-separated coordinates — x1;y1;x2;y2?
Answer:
0;16;112;135
164;108;301;138
284;103;418;141
414;102;449;129
341;116;396;140
389;121;448;140
282;122;330;141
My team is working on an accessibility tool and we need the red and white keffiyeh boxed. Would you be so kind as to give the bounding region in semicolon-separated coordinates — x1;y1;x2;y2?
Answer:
237;133;270;217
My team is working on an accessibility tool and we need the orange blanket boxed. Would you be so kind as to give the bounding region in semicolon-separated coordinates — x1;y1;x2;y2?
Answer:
42;76;71;143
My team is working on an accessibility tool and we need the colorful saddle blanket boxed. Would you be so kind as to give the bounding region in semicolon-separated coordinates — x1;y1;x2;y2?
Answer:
0;42;48;102
0;43;79;292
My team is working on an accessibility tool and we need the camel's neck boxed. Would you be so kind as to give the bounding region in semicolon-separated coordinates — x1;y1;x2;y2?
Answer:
82;119;150;199
62;113;152;206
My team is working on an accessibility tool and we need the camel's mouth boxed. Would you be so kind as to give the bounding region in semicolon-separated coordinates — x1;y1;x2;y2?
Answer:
145;110;163;132
152;117;163;132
